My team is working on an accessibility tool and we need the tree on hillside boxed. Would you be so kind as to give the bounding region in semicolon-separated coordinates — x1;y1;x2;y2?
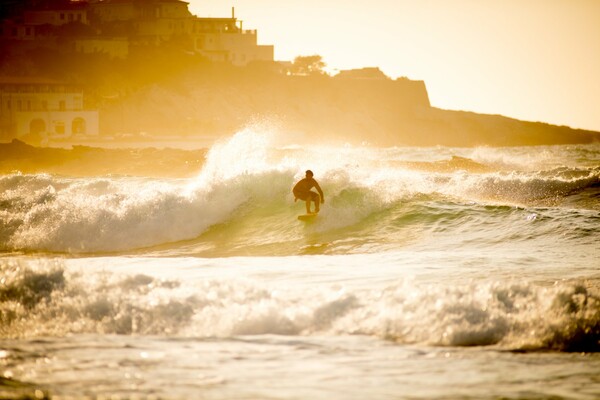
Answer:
290;55;327;76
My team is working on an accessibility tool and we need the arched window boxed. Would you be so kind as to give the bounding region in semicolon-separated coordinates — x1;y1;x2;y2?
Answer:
72;118;86;134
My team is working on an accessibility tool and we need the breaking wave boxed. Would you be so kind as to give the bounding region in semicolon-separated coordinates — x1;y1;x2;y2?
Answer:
0;132;598;255
1;261;598;352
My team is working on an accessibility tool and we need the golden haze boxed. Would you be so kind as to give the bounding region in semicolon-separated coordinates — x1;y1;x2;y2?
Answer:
191;0;600;132
1;0;598;150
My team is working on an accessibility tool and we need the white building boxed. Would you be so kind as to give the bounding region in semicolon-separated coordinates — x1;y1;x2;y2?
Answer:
0;77;99;143
191;15;274;66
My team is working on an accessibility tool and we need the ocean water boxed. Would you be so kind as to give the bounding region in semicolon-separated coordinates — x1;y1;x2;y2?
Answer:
1;130;599;399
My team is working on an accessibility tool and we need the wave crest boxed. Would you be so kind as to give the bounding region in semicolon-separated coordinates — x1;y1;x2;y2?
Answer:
2;262;598;352
1;134;598;254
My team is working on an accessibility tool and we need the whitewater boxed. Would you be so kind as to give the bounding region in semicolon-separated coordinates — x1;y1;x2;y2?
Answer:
1;130;599;399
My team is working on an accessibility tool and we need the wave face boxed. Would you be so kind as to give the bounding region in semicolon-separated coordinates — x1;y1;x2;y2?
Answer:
0;131;599;255
1;260;598;352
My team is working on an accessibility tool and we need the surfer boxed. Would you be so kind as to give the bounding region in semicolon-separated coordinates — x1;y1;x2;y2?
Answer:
293;170;324;214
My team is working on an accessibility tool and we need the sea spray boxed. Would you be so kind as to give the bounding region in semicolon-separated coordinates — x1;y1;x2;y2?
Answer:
1;259;598;352
1;135;598;254
1;139;600;399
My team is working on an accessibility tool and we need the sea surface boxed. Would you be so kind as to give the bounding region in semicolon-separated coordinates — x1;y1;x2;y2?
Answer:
1;131;599;399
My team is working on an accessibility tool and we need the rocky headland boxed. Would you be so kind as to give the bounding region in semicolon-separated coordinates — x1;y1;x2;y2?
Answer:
97;66;599;147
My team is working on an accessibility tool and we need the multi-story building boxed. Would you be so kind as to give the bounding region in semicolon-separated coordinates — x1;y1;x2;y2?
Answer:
0;76;99;142
89;0;193;45
0;1;89;41
0;18;35;41
191;9;274;66
88;1;273;64
23;2;89;26
2;0;274;65
89;0;192;23
0;1;272;142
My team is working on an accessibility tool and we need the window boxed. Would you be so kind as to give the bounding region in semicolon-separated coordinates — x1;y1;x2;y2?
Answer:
59;100;66;111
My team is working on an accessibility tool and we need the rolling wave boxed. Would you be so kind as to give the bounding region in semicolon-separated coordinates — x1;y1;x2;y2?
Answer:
0;168;597;255
1;261;598;352
1;133;598;255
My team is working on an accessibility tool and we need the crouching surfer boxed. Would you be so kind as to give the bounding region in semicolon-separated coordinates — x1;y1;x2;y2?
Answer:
293;169;324;214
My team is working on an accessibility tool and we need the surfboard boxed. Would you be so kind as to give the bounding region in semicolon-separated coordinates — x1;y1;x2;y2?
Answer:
298;213;318;222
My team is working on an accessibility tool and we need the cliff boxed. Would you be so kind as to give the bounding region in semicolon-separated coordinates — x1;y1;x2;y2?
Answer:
99;70;431;144
99;69;599;147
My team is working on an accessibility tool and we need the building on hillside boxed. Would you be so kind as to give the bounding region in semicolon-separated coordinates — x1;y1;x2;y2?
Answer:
89;0;192;23
24;2;89;26
1;0;274;65
191;8;273;66
0;19;37;41
90;2;273;64
0;76;99;143
134;16;192;45
1;1;93;53
88;0;137;23
89;0;193;44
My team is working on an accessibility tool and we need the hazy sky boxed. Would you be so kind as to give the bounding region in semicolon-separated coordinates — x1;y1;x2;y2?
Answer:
188;0;600;132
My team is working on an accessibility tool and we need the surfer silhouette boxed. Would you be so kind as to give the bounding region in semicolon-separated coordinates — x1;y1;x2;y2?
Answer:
293;170;324;214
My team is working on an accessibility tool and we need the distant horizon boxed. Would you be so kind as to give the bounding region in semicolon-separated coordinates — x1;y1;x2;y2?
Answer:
188;0;600;133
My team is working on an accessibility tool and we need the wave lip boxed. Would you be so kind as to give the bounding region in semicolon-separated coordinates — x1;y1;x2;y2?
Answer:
1;135;599;254
1;164;598;254
0;173;252;253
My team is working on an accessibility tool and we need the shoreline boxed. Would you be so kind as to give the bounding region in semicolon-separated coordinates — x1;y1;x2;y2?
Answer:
0;139;208;178
43;135;219;151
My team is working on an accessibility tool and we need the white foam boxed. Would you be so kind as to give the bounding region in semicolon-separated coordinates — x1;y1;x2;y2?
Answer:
2;259;598;352
2;176;248;252
1;131;598;253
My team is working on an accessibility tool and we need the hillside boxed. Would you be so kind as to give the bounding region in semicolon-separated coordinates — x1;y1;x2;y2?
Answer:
98;69;599;147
